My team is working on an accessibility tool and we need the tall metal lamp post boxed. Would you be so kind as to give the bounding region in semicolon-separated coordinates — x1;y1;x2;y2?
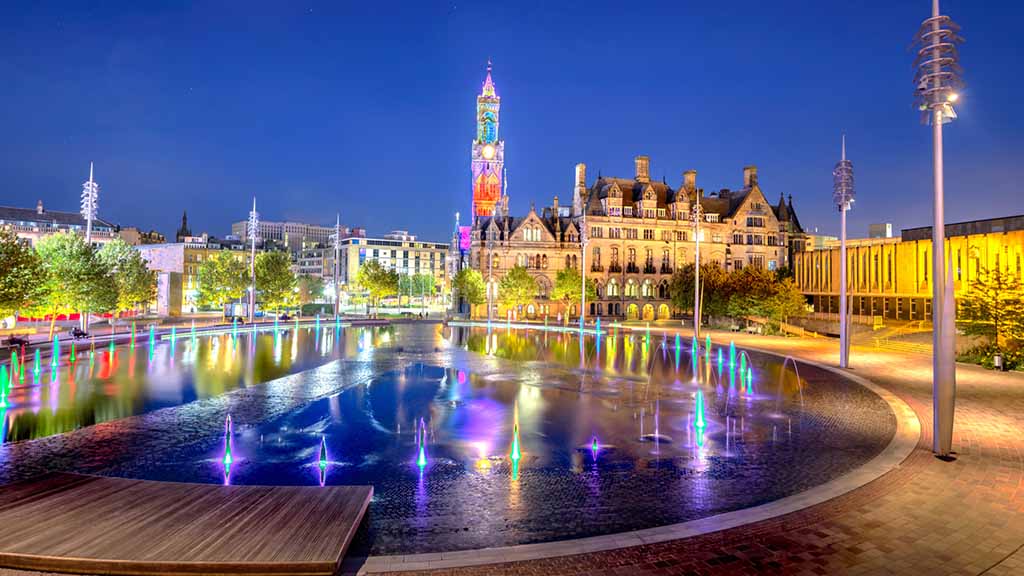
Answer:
486;209;496;327
913;0;963;458
691;194;704;341
80;162;98;245
580;202;587;331
332;213;342;319
833;136;855;368
247;198;259;324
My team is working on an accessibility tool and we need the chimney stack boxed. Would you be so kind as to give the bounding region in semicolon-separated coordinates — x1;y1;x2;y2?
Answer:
683;170;697;193
573;163;587;216
743;165;758;188
634;155;650;183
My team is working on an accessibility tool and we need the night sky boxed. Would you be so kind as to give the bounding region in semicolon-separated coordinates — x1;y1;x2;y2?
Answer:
1;1;1021;243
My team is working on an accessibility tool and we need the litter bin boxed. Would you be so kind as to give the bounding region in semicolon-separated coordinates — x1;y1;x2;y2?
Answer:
993;353;1004;371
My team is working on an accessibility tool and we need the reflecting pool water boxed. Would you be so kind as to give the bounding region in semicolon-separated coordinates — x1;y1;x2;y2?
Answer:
50;323;898;555
0;324;387;442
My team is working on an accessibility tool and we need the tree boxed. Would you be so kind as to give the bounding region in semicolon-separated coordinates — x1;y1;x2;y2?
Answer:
498;266;537;312
453;268;485;311
35;232;116;338
0;228;45;321
669;263;732;320
762;277;808;326
197;251;249;310
296;274;325;306
356;260;399;315
97;238;157;317
550;267;597;314
959;267;1024;347
255;251;297;313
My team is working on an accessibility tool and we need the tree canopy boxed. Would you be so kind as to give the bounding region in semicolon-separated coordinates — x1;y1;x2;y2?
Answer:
255;251;297;312
498;266;537;310
550;267;597;310
197;251;249;309
97;238;157;316
296;274;325;306
453;268;485;306
0;228;45;319
959;267;1024;347
356;260;399;312
35;232;117;336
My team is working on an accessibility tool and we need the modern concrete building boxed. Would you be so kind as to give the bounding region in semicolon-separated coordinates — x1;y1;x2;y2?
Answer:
869;222;894;239
338;235;449;292
230;218;365;255
137;236;248;315
793;215;1024;320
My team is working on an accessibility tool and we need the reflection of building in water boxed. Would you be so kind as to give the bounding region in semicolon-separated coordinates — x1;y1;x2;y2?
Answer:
793;214;1024;320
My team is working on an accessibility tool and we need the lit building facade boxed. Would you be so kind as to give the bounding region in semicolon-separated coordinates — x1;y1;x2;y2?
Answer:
230;219;363;255
338;233;449;293
0;200;116;247
471;62;504;218
470;157;805;320
793;215;1024;320
137;236;248;315
118;226;166;245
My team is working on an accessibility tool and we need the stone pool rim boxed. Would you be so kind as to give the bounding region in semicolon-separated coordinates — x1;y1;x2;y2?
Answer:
352;343;921;574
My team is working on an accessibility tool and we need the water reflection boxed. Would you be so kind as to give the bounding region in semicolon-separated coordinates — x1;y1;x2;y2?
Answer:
0;325;396;442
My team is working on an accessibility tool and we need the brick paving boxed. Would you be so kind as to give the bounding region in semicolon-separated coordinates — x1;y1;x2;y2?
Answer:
377;330;1024;576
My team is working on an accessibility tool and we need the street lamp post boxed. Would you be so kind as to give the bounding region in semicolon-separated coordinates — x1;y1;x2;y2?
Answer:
80;162;98;245
580;205;587;331
913;0;963;458
833;136;855;369
691;194;704;341
247;198;259;324
332;213;341;319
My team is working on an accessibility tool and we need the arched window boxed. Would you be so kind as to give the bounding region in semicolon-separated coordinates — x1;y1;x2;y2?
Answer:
517;253;526;267
542;255;548;269
607;279;619;297
492;254;500;269
611;247;619;265
625;279;638;298
565;255;572;269
641;279;653;298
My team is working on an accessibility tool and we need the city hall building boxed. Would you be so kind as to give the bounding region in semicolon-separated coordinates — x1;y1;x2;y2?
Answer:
462;65;805;321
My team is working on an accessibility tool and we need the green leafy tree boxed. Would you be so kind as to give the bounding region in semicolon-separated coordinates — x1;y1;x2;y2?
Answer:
959;267;1024;347
197;251;249;310
550;267;597;313
255;251;297;313
356;260;399;315
763;277;808;325
35;232;117;338
453;268;486;310
669;263;733;320
296;274;325;306
498;266;537;311
97;238;157;317
0;228;46;321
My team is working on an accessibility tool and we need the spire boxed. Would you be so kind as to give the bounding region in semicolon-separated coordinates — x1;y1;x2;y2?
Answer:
481;60;496;97
841;133;846;161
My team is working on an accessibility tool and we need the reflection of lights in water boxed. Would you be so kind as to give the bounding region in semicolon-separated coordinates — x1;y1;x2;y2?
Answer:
0;366;8;408
33;349;41;378
695;389;706;429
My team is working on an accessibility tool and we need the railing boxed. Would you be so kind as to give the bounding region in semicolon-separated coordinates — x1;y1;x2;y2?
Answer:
609;264;622;273
591;263;604;272
643;264;656;274
626;263;640;274
660;265;673;274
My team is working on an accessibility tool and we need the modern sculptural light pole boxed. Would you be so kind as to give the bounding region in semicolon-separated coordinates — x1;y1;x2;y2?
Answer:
913;0;963;458
691;193;703;342
80;162;98;245
247;198;259;324
332;213;341;319
833;136;855;369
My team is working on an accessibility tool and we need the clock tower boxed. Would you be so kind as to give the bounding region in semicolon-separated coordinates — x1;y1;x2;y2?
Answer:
471;61;504;218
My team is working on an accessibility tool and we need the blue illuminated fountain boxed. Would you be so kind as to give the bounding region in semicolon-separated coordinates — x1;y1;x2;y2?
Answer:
417;417;427;469
222;414;233;484
318;435;328;486
0;365;8;408
50;336;59;368
33;349;41;379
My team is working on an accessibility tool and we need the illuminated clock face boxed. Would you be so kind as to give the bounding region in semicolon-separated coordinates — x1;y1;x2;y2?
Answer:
482;144;495;160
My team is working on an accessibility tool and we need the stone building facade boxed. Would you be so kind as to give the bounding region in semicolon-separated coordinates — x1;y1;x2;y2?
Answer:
469;156;805;320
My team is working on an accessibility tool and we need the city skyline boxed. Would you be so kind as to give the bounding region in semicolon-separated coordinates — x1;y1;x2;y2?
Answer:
1;1;1021;243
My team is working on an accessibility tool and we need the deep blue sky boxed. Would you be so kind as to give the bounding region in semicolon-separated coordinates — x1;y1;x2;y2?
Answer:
1;1;1021;242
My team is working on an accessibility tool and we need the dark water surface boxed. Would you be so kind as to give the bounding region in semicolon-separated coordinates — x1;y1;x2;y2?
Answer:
0;323;896;555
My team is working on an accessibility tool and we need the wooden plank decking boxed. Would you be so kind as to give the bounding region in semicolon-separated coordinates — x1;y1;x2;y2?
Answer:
0;473;372;576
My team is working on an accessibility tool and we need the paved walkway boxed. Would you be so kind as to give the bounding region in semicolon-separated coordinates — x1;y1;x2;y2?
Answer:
380;329;1024;576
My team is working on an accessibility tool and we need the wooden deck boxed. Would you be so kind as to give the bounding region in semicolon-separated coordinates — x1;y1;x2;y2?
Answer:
0;473;372;576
